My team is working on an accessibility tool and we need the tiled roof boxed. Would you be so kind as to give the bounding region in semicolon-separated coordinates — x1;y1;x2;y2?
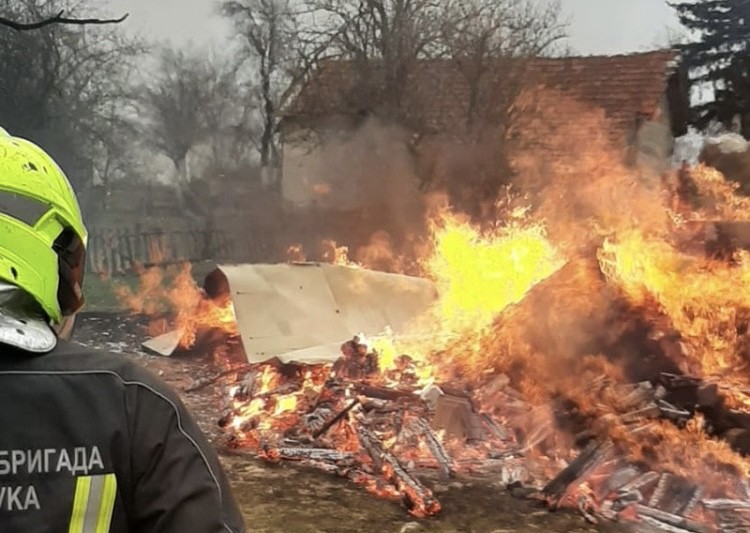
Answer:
285;50;681;141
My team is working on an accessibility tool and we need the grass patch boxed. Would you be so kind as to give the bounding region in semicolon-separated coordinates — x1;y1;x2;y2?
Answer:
81;274;140;313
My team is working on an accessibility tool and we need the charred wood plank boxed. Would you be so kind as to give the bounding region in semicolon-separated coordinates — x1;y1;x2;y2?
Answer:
263;447;356;463
519;421;554;452
577;491;598;524
253;381;302;401
605;465;642;493
613;490;644;511
348;470;403;501
636;504;711;533
481;413;511;441
543;440;611;508
393;405;406;440
303;404;336;434
381;451;442;517
411;418;455;479
299;459;350;476
620;381;663;408
643;473;701;516
716;510;750;532
356;425;441;517
620;403;662;424
649;473;672;508
356;425;384;470
433;394;484;441
617;471;660;495
660;373;702;389
640;515;701;533
680;487;702;516
312;399;360;439
352;384;419;402
657;400;691;421
488;448;524;460
185;365;254;393
702;498;750;510
743;478;750;500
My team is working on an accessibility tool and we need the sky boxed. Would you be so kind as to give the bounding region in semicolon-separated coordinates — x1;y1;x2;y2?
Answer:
557;0;682;55
106;0;684;55
106;0;231;50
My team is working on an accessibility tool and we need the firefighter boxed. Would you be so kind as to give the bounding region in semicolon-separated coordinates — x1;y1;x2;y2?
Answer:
0;127;245;532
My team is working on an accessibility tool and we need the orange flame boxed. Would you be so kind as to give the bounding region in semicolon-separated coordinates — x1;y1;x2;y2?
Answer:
116;263;238;350
320;239;358;266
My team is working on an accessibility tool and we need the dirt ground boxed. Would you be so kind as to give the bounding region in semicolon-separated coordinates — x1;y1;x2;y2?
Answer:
74;312;633;533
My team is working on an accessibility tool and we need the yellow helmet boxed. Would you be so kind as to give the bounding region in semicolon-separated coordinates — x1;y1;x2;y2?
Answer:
0;127;87;325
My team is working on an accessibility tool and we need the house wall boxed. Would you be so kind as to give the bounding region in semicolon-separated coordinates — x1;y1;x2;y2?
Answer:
279;120;429;262
281;128;360;209
280;121;422;211
633;95;676;182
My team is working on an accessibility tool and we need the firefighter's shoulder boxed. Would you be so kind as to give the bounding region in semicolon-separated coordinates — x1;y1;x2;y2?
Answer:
0;340;179;399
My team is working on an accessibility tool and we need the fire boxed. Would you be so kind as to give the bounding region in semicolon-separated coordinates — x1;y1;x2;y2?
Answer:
421;209;565;337
355;230;411;273
691;163;750;221
386;206;567;387
120;131;750;526
286;244;306;262
116;262;238;351
285;239;364;267
599;228;750;377
273;394;299;415
320;239;358;266
114;265;171;316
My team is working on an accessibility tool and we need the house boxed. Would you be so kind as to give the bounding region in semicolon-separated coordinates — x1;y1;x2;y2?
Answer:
280;50;689;210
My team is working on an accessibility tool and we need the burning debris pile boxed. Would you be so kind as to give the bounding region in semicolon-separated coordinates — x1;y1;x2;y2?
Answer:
126;153;750;531
219;335;509;518
212;334;750;529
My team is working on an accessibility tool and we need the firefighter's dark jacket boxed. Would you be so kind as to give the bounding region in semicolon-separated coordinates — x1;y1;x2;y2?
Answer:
0;340;246;532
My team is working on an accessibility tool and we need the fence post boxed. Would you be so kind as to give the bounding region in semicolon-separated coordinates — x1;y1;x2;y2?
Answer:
124;227;135;271
87;231;99;275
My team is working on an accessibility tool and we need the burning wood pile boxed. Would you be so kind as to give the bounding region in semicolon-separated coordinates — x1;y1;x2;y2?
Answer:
218;336;492;517
208;329;750;530
127;160;750;531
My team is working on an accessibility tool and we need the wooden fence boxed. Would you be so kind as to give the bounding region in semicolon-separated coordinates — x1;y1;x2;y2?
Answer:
87;226;276;276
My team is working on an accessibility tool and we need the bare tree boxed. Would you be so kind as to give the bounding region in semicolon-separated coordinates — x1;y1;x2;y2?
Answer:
139;47;237;183
440;0;566;130
138;46;245;218
307;0;444;126
239;0;567;220
298;0;567;217
0;0;144;197
299;0;565;131
222;0;330;189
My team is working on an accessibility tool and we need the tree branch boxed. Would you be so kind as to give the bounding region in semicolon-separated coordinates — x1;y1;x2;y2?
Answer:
0;10;129;31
